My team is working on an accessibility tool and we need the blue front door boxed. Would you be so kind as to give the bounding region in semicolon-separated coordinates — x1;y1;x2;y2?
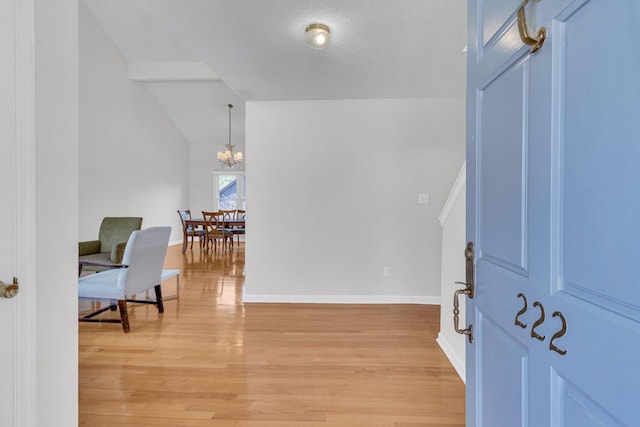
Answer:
466;0;640;425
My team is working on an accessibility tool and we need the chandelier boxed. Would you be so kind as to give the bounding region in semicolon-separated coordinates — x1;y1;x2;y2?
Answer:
217;104;243;169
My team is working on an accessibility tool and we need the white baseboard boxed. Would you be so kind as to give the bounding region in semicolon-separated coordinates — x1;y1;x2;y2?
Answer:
436;331;466;383
242;293;440;305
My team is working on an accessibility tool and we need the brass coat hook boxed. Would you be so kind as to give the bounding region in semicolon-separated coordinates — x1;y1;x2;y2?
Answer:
517;0;546;53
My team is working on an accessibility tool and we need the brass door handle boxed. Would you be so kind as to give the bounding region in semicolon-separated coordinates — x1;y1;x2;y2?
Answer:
0;277;19;299
517;0;546;53
452;242;475;343
453;281;473;343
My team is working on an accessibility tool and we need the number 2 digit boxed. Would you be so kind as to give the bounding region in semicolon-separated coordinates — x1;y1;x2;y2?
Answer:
530;301;546;341
514;293;528;328
549;311;568;355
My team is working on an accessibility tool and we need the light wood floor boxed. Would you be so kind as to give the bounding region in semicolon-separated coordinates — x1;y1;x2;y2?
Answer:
79;243;465;426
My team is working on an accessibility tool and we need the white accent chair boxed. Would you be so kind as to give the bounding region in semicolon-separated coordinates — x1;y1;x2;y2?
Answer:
78;226;171;333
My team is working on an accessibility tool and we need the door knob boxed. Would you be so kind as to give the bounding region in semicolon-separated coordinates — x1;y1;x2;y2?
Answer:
0;277;19;299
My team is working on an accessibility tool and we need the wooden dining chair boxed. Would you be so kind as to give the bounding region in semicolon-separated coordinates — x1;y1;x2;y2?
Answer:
220;209;245;245
177;209;205;251
234;209;246;244
220;209;237;220
202;211;234;251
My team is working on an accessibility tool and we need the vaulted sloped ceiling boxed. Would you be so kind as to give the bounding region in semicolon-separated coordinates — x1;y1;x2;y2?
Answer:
82;0;467;150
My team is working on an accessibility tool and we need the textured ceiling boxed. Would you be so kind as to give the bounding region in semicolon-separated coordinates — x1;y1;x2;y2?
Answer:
82;0;467;147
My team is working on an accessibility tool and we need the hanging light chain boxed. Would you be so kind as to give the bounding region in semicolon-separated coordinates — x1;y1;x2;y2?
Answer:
228;103;232;145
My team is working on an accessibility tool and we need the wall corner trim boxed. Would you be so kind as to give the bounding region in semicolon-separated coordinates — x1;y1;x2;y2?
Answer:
438;161;466;227
436;332;466;383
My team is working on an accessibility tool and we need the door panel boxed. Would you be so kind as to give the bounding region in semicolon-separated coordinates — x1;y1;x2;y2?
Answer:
467;0;640;426
479;58;528;273
555;371;628;427
560;0;640;307
479;314;528;427
553;2;640;424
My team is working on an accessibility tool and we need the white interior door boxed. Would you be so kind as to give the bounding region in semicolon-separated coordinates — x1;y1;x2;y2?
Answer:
466;0;640;425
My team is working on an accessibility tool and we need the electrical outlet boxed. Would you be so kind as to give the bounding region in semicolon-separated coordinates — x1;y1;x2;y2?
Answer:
383;267;391;277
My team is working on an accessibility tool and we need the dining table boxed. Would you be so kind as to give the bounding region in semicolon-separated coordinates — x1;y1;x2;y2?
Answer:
182;217;245;253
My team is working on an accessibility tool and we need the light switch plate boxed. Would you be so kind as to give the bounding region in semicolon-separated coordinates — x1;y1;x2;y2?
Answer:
418;193;430;204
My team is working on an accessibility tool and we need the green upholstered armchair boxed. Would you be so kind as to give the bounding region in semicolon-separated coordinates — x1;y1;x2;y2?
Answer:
79;217;143;273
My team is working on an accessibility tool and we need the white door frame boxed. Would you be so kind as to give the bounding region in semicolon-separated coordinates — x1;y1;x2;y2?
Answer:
13;0;38;425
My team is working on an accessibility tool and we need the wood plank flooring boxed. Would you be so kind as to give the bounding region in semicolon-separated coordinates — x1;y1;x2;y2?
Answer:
79;243;465;426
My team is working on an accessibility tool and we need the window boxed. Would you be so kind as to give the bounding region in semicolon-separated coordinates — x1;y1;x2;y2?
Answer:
213;172;246;210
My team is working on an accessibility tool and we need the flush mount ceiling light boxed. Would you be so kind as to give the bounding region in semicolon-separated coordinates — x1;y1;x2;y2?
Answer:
305;23;331;49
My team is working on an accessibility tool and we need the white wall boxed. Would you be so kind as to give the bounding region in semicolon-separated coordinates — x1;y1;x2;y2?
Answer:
79;3;190;244
189;145;216;214
245;99;465;302
36;0;78;423
437;163;466;381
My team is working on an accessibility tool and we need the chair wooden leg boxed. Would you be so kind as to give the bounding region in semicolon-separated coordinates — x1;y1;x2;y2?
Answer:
118;300;131;333
154;284;164;313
